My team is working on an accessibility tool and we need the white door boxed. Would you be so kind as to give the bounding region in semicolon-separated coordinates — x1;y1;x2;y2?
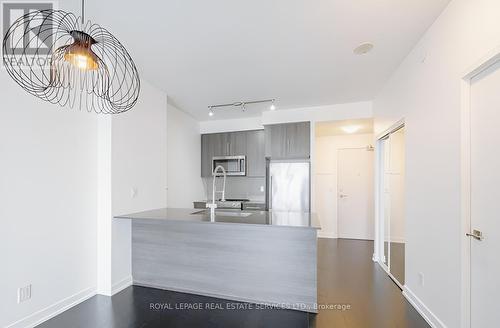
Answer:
470;60;500;327
337;148;374;239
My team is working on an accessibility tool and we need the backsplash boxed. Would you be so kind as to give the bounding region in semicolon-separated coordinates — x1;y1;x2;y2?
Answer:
202;177;266;202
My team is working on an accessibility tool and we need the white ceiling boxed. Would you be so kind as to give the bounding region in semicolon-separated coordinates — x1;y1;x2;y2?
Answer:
88;0;450;120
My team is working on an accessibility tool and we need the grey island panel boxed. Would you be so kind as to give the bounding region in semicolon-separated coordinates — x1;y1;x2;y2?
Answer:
132;218;318;312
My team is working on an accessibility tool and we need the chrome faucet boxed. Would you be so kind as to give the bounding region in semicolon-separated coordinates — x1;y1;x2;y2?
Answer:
206;165;226;221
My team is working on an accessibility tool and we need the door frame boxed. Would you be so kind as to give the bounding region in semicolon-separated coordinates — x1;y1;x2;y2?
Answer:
460;45;500;328
336;146;374;240
373;120;405;285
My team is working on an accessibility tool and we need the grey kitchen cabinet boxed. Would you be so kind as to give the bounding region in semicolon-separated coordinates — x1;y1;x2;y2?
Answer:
201;131;248;177
265;122;310;159
217;131;246;156
286;122;310;159
211;133;226;156
218;133;230;156
201;134;210;177
265;124;287;159
228;131;247;156
201;133;225;177
242;202;266;211
246;130;265;177
201;134;216;177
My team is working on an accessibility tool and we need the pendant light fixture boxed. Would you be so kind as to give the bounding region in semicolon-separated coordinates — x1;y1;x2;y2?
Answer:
2;0;140;114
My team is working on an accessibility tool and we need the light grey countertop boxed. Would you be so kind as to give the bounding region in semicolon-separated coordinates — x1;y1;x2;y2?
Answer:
115;207;319;229
193;200;265;203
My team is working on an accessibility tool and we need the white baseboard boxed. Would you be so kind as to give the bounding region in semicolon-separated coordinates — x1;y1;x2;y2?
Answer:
317;231;337;239
112;275;133;295
389;237;406;243
6;287;96;328
402;286;447;328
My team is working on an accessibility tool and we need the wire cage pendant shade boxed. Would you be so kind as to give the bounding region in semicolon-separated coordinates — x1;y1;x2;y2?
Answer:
2;8;140;114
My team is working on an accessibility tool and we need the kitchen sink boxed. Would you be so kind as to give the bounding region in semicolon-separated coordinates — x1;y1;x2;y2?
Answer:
191;210;253;218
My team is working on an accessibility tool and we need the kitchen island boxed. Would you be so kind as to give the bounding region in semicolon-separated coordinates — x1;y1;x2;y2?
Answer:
115;208;318;312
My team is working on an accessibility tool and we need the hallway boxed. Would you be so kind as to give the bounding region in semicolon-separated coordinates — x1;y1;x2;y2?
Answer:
37;239;428;328
312;238;427;327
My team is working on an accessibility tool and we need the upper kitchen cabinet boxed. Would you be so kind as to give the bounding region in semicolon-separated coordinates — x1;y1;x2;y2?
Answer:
201;131;248;177
201;133;221;177
216;131;247;156
286;122;310;159
265;122;310;159
246;130;265;177
265;123;287;159
227;131;247;156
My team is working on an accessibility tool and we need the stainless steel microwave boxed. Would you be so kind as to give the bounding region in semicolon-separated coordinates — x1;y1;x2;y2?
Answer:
212;156;246;176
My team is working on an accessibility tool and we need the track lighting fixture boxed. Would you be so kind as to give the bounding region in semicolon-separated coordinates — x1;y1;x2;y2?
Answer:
207;98;276;117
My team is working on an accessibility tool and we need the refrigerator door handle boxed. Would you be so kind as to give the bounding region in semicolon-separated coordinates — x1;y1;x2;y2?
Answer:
269;176;273;210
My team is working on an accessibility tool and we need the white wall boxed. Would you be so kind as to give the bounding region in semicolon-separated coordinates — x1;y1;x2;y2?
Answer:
0;71;169;328
110;80;168;290
373;0;500;326
0;74;98;327
314;134;374;238
166;104;204;207
199;117;263;134
262;102;372;125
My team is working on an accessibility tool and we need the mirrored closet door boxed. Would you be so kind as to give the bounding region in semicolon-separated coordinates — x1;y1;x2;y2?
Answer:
379;125;405;287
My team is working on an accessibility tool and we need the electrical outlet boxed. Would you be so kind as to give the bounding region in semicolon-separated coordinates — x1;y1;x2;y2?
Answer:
17;284;31;303
418;272;425;287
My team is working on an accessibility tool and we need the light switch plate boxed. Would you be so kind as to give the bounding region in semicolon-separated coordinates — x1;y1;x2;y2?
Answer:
18;284;31;303
418;272;425;287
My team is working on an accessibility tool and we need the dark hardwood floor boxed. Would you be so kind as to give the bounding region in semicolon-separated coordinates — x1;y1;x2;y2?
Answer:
36;239;428;328
390;242;405;286
312;239;426;328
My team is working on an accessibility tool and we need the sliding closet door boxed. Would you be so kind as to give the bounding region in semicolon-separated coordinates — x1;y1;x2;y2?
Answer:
388;128;405;285
380;137;391;270
378;126;405;286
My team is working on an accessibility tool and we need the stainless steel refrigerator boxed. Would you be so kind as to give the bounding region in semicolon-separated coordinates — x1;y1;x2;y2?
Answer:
266;160;310;212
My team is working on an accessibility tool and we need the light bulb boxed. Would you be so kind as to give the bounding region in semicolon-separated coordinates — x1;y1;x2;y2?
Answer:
270;100;276;111
64;51;99;71
62;31;99;71
208;108;214;117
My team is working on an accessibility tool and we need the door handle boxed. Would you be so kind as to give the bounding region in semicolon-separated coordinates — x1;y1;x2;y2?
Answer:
269;176;273;210
339;194;348;198
466;229;483;241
